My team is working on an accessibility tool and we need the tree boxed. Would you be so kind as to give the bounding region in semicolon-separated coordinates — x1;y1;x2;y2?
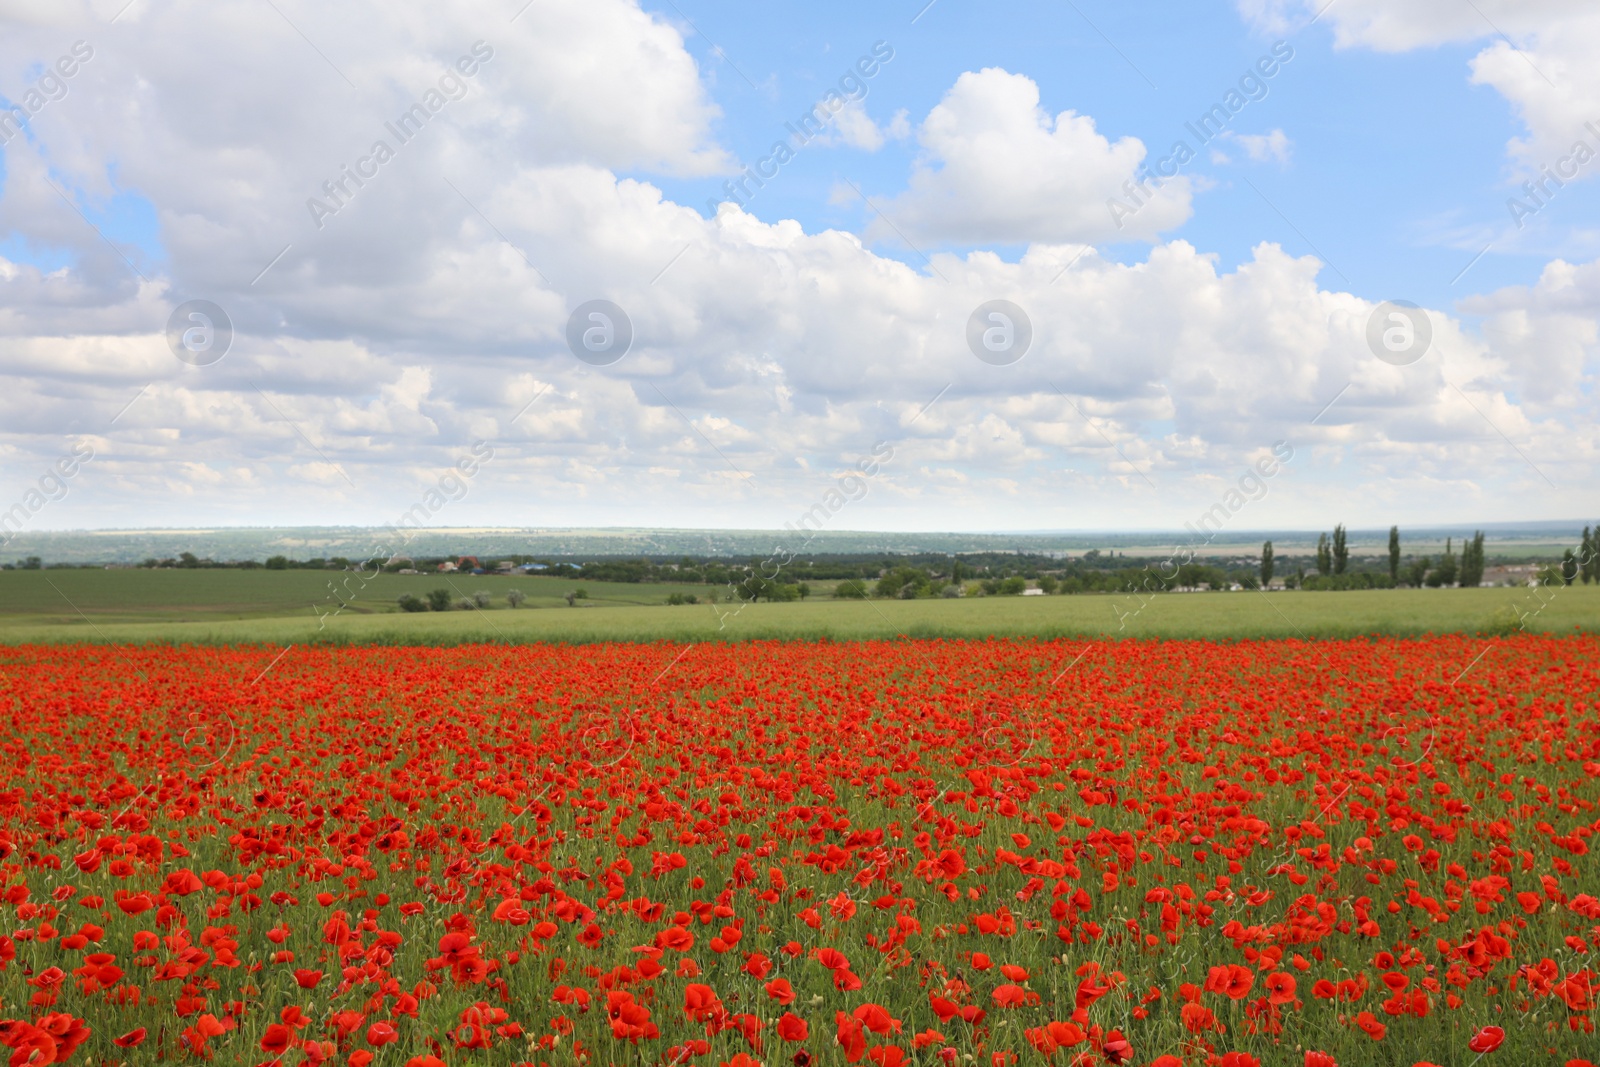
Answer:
397;594;428;613
1260;541;1274;587
472;590;493;608
1459;531;1486;588
1582;526;1595;584
564;591;577;607
1332;524;1348;575
1405;556;1430;588
506;589;527;608
1388;526;1400;584
1434;538;1458;587
426;588;453;612
1561;548;1579;585
1315;533;1332;576
1038;575;1059;595
265;556;289;570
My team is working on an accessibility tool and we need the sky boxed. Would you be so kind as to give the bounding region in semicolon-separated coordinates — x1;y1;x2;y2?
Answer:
0;0;1597;538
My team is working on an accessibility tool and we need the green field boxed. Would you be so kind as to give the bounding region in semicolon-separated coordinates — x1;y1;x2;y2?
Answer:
0;567;1593;644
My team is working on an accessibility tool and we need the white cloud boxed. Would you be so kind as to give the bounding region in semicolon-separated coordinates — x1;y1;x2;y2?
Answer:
1226;128;1292;166
0;2;1593;533
1244;1;1600;188
869;68;1193;245
814;99;908;152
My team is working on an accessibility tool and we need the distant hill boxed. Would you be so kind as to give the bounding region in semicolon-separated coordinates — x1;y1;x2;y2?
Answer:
2;521;1587;566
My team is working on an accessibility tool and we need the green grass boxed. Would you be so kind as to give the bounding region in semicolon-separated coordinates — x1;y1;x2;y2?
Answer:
0;568;712;623
0;566;1594;644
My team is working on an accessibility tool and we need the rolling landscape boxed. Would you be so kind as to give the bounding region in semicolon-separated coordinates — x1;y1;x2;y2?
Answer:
2;3;1598;1066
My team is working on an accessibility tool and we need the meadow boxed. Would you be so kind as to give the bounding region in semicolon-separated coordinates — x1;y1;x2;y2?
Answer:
0;636;1596;1066
0;568;1595;645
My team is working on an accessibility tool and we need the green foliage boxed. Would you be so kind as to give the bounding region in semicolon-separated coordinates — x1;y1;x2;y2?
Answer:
396;594;428;613
1458;531;1486;588
1260;540;1274;587
425;588;453;612
264;556;289;570
1300;572;1397;591
1388;525;1400;584
1434;538;1458;587
1331;524;1348;575
876;566;932;599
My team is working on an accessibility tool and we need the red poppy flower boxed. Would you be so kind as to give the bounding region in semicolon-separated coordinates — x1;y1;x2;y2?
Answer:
1468;1026;1505;1054
114;1028;147;1048
777;1013;809;1042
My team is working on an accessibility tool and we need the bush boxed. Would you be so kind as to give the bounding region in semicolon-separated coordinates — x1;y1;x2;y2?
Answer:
999;576;1027;595
472;590;493;608
426;589;453;612
833;580;869;599
506;590;527;608
397;594;428;613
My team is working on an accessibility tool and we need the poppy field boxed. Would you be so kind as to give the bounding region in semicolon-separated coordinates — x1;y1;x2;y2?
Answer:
1;636;1598;1067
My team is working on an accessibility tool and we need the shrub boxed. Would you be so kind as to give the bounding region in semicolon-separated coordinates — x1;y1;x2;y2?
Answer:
397;594;428;613
425;589;453;612
506;590;527;608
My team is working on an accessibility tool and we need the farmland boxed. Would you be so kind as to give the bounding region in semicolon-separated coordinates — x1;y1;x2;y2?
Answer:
0;567;1596;645
1;636;1598;1065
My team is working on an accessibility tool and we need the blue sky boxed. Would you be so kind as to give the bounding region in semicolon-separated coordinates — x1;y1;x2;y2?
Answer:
6;2;1584;311
639;0;1594;310
0;0;1595;534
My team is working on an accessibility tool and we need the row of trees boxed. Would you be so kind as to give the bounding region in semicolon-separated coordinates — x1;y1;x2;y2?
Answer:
396;588;533;612
1264;527;1489;589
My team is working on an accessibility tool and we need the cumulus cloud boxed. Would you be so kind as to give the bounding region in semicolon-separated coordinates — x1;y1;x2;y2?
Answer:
0;2;1593;533
868;68;1193;246
1243;1;1600;187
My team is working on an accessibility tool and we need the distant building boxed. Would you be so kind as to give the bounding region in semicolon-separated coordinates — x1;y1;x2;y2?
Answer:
1022;588;1045;596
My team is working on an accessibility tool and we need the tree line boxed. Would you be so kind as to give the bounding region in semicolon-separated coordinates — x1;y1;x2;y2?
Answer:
1262;526;1495;590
